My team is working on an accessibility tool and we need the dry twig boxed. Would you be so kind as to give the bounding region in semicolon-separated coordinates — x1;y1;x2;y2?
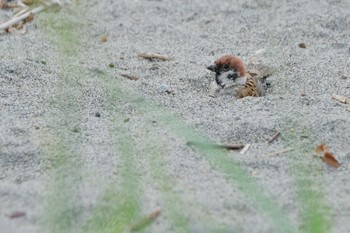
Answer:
240;143;251;154
0;5;44;31
262;148;294;157
268;130;280;143
138;52;170;61
0;0;61;31
186;141;245;150
119;73;139;81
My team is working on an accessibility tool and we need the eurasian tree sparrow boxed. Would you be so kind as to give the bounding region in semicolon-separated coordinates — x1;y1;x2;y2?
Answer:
207;55;265;98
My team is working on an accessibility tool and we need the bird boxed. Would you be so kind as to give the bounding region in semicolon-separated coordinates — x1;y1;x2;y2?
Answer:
207;55;267;98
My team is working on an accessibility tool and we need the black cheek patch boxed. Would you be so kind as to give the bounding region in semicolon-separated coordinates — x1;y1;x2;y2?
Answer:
227;72;238;80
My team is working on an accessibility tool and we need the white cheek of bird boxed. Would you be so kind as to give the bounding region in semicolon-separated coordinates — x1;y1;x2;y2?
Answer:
217;70;239;87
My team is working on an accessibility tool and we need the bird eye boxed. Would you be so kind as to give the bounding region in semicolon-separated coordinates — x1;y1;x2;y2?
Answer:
223;64;229;70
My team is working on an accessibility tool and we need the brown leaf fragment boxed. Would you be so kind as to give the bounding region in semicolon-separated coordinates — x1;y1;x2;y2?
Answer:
130;209;161;232
298;42;306;48
8;211;26;219
315;144;340;168
119;73;139;81
322;152;340;168
138;52;170;61
332;94;349;104
315;144;328;155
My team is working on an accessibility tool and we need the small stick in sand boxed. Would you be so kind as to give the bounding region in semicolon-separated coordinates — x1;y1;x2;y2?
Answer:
220;144;245;150
119;73;139;81
262;148;294;157
268;130;280;144
130;209;160;232
138;52;170;61
186;141;245;150
332;94;349;104
8;211;26;219
240;143;251;154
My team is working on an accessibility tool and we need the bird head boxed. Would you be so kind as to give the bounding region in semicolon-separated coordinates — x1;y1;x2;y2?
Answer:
207;55;247;87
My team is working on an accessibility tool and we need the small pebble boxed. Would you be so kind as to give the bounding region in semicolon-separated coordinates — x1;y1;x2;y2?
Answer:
100;35;108;43
158;83;169;92
298;42;306;48
72;127;79;133
95;112;101;117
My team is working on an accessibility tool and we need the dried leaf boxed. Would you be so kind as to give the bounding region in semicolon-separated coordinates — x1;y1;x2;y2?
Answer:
322;152;340;168
315;144;340;168
267;130;280;143
315;144;328;154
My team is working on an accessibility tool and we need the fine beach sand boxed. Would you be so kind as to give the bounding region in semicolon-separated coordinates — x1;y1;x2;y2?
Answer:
1;0;350;232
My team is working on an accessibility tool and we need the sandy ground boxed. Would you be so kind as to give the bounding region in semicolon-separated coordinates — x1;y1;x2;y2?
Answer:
1;0;350;232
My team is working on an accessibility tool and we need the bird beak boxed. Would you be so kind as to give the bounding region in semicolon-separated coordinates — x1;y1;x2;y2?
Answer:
207;64;218;73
